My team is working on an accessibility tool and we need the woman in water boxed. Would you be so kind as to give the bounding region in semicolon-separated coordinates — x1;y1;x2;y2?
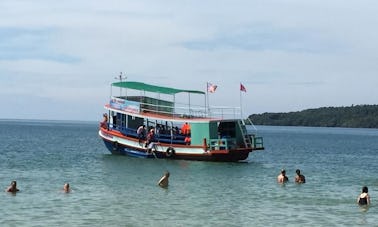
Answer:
357;186;370;206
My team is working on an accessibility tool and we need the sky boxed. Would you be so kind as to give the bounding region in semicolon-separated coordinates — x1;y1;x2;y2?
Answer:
1;0;378;121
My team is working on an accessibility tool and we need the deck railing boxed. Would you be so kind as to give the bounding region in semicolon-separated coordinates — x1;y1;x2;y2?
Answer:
110;96;242;119
253;136;264;149
209;138;237;150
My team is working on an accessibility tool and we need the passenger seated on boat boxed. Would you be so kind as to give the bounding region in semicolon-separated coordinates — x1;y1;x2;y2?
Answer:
173;126;179;135
100;113;108;129
184;136;191;145
159;125;167;134
145;128;156;148
181;122;191;135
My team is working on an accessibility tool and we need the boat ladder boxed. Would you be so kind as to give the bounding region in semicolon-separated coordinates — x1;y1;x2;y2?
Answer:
243;135;252;148
238;120;253;148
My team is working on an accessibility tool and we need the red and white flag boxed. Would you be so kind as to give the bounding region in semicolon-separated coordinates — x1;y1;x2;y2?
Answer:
240;83;247;92
207;82;218;93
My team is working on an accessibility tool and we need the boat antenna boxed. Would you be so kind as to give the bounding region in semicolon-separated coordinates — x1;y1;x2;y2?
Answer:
115;72;127;82
114;72;127;96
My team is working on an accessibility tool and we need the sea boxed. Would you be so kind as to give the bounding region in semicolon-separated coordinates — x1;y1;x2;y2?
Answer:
0;119;377;226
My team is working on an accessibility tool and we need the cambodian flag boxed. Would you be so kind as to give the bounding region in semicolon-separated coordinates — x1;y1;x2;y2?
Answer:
207;83;217;93
240;83;247;92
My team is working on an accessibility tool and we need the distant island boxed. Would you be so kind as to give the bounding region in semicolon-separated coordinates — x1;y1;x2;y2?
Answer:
248;104;378;128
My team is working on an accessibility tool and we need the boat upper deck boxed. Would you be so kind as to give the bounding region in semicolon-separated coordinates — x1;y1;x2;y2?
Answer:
105;95;242;123
107;81;243;123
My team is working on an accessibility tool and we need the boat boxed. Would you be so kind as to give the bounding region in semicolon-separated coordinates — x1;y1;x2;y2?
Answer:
98;81;264;162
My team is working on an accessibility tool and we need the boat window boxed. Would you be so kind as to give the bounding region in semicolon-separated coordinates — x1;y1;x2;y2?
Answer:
218;122;236;138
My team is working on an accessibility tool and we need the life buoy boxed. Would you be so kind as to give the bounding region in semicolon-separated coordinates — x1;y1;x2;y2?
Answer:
166;147;175;157
113;141;119;151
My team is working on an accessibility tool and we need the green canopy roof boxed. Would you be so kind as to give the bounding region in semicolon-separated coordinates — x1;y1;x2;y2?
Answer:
112;81;205;95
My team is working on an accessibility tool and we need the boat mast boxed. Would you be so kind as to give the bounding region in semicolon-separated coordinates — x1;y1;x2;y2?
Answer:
114;72;127;97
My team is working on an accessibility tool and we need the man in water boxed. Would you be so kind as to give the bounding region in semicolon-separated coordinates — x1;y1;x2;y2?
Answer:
158;171;170;188
294;169;306;183
277;169;288;183
6;180;20;193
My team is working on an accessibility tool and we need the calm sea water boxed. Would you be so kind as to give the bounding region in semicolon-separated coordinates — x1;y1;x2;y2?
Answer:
0;120;377;226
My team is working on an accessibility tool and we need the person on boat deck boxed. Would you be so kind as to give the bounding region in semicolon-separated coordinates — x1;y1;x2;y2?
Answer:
277;169;288;183
145;128;156;148
137;125;146;142
100;113;108;129
357;186;370;206
184;136;191;145
294;169;306;183
63;183;71;193
6;180;19;193
155;124;162;135
158;171;170;188
173;126;179;135
160;125;167;134
181;122;191;135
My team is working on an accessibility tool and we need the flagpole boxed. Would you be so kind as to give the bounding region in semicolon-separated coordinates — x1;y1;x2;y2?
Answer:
240;83;243;119
205;82;209;116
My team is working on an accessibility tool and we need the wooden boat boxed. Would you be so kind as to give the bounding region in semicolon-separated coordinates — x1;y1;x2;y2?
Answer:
98;81;264;162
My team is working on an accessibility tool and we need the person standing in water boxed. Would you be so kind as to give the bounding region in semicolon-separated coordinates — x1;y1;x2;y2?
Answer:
294;169;306;183
158;171;170;188
357;186;370;206
277;169;288;183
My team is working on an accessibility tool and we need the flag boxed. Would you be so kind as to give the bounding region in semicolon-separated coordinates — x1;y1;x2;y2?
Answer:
240;83;247;92
207;82;217;93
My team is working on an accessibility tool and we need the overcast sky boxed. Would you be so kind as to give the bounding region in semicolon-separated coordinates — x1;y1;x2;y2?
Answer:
1;0;377;121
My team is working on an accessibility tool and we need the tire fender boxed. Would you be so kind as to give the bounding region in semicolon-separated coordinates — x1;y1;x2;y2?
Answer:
166;147;175;157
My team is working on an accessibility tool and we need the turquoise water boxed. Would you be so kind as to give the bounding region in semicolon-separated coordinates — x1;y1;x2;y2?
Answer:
0;120;377;226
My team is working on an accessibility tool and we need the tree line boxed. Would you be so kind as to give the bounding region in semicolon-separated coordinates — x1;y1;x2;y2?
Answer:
248;105;378;128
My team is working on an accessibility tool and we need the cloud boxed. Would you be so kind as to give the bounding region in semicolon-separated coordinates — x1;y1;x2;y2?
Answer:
181;24;343;53
0;27;80;63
